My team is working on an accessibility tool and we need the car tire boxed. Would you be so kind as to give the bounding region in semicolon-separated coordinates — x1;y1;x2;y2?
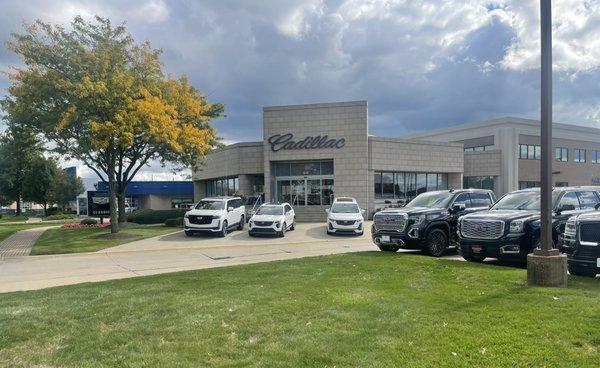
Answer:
238;216;245;230
425;229;448;257
290;220;296;231
184;230;193;237
377;244;400;252
248;231;255;237
279;223;286;237
219;221;228;237
568;265;598;277
462;254;486;263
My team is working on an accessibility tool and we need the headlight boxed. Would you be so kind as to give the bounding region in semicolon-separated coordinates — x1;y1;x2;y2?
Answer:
409;215;426;226
509;219;525;233
184;213;189;218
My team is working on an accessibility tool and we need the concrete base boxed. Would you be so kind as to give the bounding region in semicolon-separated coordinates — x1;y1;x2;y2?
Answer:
527;253;568;287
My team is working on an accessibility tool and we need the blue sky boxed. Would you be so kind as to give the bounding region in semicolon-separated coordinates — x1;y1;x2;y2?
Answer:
1;0;600;180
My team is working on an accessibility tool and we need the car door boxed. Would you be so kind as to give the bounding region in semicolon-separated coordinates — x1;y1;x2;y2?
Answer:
554;191;582;230
284;205;293;226
226;199;238;225
468;192;494;213
448;192;471;236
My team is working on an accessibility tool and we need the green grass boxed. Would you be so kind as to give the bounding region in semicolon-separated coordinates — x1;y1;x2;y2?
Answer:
0;253;598;367
0;215;28;224
30;225;180;255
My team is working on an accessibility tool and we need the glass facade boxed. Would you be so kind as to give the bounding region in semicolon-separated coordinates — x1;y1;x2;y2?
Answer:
374;172;448;201
206;176;239;197
463;176;494;191
519;181;540;190
273;160;334;206
519;144;541;160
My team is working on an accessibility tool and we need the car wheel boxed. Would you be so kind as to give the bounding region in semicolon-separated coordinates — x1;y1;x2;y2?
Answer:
463;254;486;263
238;216;245;230
184;230;193;237
568;265;598;277
248;231;255;237
279;223;286;237
357;231;364;236
290;219;296;231
219;221;228;237
425;229;448;257
377;244;400;252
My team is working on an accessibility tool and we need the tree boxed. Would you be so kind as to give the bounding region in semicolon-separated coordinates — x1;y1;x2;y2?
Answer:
4;16;223;232
22;156;58;212
48;169;84;211
0;122;43;215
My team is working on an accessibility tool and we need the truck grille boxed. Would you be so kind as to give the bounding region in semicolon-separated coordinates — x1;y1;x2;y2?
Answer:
461;219;504;239
579;222;600;245
188;215;214;225
374;214;407;232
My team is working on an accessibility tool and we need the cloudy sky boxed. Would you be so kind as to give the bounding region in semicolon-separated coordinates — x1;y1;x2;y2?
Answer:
1;0;600;181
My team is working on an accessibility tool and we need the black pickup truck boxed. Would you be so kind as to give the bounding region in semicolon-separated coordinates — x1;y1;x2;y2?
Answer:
458;187;600;264
372;189;496;257
560;206;600;277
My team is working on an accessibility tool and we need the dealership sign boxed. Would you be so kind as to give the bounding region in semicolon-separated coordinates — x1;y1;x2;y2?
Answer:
267;133;345;152
87;191;110;217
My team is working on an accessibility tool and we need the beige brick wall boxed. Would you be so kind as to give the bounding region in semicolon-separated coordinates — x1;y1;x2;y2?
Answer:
193;142;264;181
263;101;370;211
463;150;502;177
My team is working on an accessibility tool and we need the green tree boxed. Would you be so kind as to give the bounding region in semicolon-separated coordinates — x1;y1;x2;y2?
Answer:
4;16;223;232
48;169;84;211
22;156;58;213
0;122;43;215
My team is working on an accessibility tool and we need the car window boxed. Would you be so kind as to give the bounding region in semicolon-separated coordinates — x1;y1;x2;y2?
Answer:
195;200;225;210
330;203;360;213
469;192;492;207
285;205;292;213
577;191;600;209
256;206;283;215
559;191;580;209
453;193;472;208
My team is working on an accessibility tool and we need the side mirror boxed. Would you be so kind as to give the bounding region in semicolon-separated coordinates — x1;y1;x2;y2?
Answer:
325;208;330;214
360;209;366;215
558;204;576;213
452;203;466;213
227;206;234;212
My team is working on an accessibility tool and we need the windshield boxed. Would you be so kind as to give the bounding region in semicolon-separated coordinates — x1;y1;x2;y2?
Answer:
405;192;454;209
256;206;283;215
331;203;360;213
491;191;559;211
195;200;225;210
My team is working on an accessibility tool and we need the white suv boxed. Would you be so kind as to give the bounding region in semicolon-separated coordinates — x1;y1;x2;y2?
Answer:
184;197;246;237
326;197;365;235
249;202;295;237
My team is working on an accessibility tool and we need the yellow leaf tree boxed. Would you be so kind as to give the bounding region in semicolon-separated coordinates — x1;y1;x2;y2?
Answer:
3;16;224;232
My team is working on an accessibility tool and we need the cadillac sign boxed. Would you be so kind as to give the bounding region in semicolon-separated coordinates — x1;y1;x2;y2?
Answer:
268;133;345;152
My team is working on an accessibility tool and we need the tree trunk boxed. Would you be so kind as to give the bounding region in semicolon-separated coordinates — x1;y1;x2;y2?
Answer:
15;197;21;216
117;190;126;224
107;154;119;234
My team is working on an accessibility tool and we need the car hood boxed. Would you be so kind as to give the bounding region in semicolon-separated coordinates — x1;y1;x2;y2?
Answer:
251;214;283;222
574;211;600;222
461;210;539;222
375;207;445;217
328;212;363;221
186;209;225;217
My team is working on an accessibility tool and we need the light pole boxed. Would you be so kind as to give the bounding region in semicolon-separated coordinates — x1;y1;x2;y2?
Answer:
527;0;567;286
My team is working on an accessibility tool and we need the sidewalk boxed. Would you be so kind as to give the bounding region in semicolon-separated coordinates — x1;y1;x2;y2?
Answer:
0;226;55;259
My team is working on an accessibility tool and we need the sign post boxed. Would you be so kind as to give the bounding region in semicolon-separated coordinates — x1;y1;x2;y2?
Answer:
527;0;567;286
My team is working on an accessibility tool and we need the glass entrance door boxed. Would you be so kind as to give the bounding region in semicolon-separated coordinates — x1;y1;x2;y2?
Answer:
291;179;306;206
276;177;334;206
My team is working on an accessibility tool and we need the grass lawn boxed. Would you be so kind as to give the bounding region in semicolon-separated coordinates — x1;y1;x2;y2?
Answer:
0;215;28;224
0;253;598;367
30;225;180;255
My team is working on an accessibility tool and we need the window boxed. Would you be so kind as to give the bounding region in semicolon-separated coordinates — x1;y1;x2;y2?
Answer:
374;172;448;201
464;145;493;152
555;147;568;162
453;193;472;208
463;176;494;191
469;192;493;207
577;191;600;209
574;149;586;163
519;181;540;190
559;192;580;209
206;176;239;197
555;182;568;187
519;144;541;160
592;150;600;164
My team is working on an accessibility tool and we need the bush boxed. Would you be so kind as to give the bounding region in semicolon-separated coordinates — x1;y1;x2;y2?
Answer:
80;218;98;225
164;218;184;227
44;213;78;221
127;209;187;224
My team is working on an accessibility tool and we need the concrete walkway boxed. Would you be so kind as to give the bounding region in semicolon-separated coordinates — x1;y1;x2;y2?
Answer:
0;226;54;259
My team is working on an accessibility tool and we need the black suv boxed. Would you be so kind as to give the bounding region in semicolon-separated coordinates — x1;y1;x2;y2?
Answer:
560;206;600;277
458;187;600;264
372;189;496;256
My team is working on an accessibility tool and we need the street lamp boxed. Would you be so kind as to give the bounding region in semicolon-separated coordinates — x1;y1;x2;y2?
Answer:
527;0;567;286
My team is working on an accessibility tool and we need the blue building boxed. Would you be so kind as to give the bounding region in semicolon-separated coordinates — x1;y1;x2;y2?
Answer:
96;181;195;210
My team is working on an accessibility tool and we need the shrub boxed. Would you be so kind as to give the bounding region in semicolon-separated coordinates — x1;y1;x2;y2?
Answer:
164;218;184;227
44;213;78;221
80;218;98;225
127;209;187;224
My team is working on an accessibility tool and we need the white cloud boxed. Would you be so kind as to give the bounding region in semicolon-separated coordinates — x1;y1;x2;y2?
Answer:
276;0;324;39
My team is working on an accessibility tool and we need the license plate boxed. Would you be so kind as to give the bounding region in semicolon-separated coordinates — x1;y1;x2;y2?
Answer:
381;235;390;242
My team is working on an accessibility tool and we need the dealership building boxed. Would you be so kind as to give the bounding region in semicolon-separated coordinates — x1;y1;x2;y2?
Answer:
192;100;600;221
